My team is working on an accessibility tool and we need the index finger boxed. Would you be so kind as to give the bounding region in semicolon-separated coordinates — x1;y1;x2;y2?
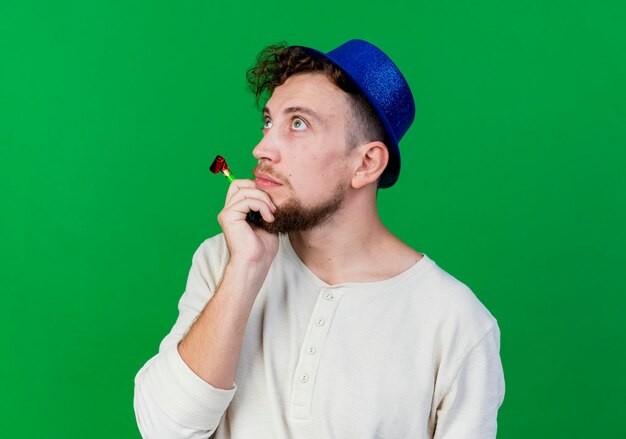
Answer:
224;179;256;205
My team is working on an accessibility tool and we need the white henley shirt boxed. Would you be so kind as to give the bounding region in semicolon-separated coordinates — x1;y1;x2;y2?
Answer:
134;233;505;438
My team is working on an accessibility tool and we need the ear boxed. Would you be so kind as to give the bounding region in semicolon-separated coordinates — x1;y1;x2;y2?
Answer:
351;141;389;189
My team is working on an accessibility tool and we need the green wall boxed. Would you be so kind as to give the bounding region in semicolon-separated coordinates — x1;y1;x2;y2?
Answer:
1;1;624;437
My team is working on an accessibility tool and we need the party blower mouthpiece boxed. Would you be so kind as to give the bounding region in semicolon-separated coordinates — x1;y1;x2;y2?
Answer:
210;155;261;224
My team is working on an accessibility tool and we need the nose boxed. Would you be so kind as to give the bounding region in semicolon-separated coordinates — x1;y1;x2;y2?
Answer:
252;130;281;163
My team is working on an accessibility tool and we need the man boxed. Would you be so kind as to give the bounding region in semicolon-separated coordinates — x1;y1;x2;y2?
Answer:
134;39;505;438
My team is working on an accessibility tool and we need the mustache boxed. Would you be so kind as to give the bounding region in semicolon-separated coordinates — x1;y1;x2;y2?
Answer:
252;164;291;188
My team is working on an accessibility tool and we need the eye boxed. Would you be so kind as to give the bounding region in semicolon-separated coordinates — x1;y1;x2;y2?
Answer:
291;117;308;131
263;117;272;129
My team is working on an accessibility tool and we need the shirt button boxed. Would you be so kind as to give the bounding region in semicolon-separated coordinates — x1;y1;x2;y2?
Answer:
299;373;309;383
315;318;325;327
324;291;334;301
307;346;316;355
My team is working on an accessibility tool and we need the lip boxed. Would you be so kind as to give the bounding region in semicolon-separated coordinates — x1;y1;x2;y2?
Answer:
254;171;282;189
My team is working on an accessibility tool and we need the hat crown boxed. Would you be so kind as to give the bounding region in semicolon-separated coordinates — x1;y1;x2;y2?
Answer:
325;40;415;144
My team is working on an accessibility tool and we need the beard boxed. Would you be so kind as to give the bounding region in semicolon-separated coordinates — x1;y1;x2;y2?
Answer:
251;183;345;234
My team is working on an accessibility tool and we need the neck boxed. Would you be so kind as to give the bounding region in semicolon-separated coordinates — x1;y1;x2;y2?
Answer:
287;188;421;285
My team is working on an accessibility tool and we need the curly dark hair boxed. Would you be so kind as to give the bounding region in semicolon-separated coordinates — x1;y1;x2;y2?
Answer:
246;43;387;151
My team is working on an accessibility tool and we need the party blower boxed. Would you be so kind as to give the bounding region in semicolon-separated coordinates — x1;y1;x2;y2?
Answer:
210;155;262;224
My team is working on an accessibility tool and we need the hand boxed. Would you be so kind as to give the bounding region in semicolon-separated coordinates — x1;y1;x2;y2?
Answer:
217;179;280;270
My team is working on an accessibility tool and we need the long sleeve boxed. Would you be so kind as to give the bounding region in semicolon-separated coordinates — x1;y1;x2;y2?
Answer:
133;236;236;439
433;322;505;439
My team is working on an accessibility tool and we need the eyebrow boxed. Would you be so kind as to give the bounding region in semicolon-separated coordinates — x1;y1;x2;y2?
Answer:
263;105;325;124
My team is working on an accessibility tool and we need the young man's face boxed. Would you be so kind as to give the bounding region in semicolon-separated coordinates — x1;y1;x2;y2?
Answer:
252;72;355;233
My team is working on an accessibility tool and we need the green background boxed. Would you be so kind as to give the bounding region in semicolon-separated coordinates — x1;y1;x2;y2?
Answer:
1;0;624;437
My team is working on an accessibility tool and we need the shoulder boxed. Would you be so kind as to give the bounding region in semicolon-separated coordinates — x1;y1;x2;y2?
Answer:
187;233;231;288
414;255;498;340
193;233;230;266
416;259;504;406
409;256;502;389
